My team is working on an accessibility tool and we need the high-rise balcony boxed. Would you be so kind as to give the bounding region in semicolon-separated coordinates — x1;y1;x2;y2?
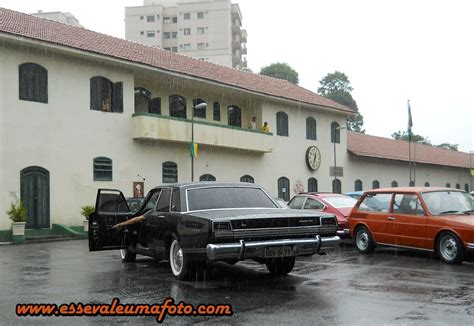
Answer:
241;29;247;43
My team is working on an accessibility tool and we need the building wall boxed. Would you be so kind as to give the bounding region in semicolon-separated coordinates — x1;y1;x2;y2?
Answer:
0;39;346;230
125;0;243;68
345;155;471;191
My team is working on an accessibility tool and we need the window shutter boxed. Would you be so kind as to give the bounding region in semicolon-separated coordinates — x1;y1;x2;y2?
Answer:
39;67;48;103
90;77;100;111
112;82;123;113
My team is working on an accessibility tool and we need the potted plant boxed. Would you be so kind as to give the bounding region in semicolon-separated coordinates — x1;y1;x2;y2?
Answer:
81;205;95;232
6;197;27;244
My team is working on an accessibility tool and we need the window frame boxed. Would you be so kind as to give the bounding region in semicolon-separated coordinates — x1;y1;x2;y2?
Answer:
354;179;363;192
276;111;289;137
306;117;317;140
162;161;178;183
93;157;113;181
240;175;255;183
19;62;48;104
308;178;318;192
169;95;187;119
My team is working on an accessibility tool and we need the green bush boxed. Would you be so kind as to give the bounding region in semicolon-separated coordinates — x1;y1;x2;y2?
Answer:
81;205;95;220
7;200;27;223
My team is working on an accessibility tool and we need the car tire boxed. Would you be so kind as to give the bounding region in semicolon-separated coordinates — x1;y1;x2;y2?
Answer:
169;236;191;280
355;226;375;254
265;257;295;276
438;232;463;264
120;247;136;263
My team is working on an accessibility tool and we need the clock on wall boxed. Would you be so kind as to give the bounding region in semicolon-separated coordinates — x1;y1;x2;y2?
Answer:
305;145;321;171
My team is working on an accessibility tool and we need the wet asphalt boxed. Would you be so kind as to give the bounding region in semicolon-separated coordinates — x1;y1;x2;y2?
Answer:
0;240;473;325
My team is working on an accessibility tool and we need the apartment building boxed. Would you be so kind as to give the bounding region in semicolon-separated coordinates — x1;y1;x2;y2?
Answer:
125;0;247;69
31;10;83;27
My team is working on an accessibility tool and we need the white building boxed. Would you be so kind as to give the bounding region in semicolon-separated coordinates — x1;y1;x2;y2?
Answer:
0;8;471;241
31;10;83;27
125;0;247;68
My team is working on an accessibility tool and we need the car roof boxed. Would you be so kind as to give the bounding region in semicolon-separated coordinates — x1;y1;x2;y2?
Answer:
299;192;351;198
150;182;261;191
363;187;463;194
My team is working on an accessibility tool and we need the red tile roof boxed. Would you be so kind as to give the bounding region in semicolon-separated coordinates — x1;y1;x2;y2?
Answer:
0;8;351;113
347;131;471;169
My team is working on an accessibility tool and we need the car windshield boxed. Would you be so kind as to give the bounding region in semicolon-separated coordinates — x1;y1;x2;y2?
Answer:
422;191;474;215
322;196;358;208
187;187;278;211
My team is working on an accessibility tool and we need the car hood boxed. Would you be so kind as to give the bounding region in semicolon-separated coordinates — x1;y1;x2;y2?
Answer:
186;208;335;221
440;214;474;228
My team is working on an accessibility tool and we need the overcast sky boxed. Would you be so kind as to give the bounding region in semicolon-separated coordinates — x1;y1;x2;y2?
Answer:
2;0;473;151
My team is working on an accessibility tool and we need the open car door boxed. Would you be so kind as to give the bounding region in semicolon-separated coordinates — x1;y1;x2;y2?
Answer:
89;189;132;251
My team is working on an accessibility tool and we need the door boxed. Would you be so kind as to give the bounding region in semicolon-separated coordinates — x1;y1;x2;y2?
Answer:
21;166;50;229
389;193;428;248
89;189;132;251
148;188;172;256
355;193;393;243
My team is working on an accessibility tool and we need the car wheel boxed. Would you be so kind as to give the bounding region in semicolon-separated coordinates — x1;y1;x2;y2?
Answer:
438;232;463;264
120;247;136;263
355;226;375;254
266;257;295;276
169;236;191;280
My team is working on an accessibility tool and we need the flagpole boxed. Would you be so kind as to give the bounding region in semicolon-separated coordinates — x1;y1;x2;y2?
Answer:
408;100;413;186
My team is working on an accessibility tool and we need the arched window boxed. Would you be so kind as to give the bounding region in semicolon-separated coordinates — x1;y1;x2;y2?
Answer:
354;180;363;191
169;95;186;118
228;105;241;127
409;181;415;187
276;111;289;136
455;183;461;189
465;184;470;192
424;182;430;187
240;175;254;183
332;179;342;194
306;117;316;140
90;76;123;112
19;63;48;103
134;87;151;113
446;183;451;188
331;122;341;143
199;174;216;181
278;177;290;201
308;178;318;192
372;180;380;189
93;157;112;181
162;161;178;183
193;98;207;118
213;101;221;121
391;181;398;187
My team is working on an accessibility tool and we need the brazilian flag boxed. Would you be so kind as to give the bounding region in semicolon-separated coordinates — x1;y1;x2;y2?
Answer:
190;142;198;157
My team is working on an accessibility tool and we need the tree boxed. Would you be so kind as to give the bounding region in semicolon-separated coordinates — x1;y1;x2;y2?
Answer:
391;131;432;145
259;63;299;85
435;143;459;151
317;71;365;133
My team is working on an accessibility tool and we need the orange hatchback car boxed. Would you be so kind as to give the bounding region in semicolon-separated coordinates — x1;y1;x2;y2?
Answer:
348;187;474;264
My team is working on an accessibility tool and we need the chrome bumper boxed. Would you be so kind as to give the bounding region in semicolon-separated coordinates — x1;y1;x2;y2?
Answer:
337;228;350;238
206;235;340;261
320;235;341;249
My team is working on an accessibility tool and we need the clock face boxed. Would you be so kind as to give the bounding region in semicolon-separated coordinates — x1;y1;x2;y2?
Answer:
306;146;321;171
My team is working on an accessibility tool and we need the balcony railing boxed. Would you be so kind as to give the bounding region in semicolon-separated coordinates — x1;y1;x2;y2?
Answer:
132;113;274;153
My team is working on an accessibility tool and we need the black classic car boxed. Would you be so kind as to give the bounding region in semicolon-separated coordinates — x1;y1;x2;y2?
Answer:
89;182;340;280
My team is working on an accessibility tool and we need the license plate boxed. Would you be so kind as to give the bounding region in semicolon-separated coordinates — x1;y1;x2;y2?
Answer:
264;246;293;258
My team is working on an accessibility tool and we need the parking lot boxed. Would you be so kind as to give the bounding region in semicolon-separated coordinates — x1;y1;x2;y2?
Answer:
1;239;473;325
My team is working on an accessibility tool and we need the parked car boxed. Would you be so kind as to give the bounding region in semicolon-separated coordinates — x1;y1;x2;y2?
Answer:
345;191;363;200
126;197;144;214
274;197;289;208
288;192;359;238
89;182;340;279
348;187;474;264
